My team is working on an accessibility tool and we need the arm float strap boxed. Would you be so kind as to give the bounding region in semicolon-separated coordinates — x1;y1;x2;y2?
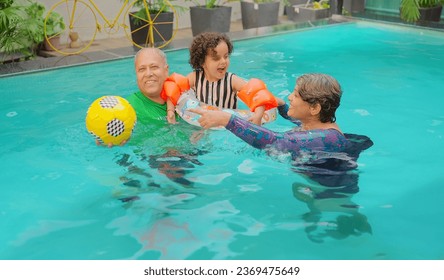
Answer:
237;78;278;112
161;73;190;106
176;89;277;128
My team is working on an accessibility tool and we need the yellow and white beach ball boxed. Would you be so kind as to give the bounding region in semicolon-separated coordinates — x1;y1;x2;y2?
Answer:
85;96;137;145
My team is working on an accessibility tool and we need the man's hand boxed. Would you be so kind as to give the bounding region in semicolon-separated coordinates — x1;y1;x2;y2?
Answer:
95;139;128;148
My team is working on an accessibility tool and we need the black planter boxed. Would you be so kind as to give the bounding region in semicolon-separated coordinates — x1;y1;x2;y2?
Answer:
418;5;443;22
330;0;344;15
190;6;232;36
128;11;174;47
240;1;280;29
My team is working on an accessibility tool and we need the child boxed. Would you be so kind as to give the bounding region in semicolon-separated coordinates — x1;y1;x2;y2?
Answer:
187;32;267;125
165;32;277;125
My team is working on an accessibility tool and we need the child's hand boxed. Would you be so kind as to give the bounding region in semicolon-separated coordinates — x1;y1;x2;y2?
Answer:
167;109;177;124
275;97;286;106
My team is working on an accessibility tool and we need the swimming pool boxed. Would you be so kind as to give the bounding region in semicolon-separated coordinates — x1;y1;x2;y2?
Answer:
1;20;444;260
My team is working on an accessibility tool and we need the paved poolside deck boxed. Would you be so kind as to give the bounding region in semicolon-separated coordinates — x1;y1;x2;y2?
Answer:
0;16;301;76
1;11;443;77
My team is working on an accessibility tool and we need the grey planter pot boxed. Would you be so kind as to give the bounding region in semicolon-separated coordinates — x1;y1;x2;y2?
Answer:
190;6;232;36
343;0;366;14
287;5;330;22
240;1;280;29
285;0;306;20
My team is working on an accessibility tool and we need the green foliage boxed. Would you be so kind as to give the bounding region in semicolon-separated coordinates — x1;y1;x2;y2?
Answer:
418;0;441;7
132;0;187;13
130;0;187;24
45;11;65;36
251;0;290;5
0;0;45;59
400;0;442;22
185;0;240;9
314;0;330;9
133;0;169;12
251;0;274;2
298;0;330;9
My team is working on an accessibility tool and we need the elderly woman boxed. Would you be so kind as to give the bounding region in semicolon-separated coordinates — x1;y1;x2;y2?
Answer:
190;73;349;158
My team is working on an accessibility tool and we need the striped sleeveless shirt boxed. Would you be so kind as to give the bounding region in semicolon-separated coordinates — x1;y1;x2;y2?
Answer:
194;70;238;109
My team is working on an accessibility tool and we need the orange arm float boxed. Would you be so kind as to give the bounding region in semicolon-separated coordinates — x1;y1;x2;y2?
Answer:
161;73;191;106
237;78;278;111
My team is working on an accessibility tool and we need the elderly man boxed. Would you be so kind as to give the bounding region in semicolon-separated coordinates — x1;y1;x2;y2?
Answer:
126;48;171;123
119;48;201;187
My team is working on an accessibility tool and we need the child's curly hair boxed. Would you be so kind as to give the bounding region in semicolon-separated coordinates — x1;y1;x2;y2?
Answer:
188;32;234;70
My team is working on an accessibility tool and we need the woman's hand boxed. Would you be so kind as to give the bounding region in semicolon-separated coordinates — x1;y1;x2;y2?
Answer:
249;105;265;125
188;108;231;129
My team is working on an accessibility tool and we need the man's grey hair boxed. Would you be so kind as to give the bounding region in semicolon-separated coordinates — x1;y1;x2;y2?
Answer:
134;47;168;66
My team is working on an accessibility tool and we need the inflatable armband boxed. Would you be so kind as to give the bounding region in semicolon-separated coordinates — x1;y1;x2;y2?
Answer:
161;73;190;106
237;78;278;111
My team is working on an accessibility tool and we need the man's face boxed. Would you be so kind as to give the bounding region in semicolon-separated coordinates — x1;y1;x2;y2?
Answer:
135;49;169;100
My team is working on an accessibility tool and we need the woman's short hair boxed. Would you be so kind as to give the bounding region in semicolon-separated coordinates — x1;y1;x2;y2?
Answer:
297;73;342;123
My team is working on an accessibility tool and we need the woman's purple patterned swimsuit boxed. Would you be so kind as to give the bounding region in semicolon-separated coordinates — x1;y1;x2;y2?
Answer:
225;104;349;157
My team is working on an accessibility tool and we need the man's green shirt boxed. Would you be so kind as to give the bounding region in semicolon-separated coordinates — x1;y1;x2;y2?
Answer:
126;91;167;124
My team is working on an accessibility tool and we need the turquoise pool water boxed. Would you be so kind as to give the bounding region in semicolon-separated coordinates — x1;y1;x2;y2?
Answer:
1;21;444;260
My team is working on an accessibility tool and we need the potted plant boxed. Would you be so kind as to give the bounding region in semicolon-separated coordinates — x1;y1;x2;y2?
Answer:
0;0;45;63
43;11;65;51
400;0;443;22
240;0;286;29
186;0;239;36
287;0;330;22
128;0;181;47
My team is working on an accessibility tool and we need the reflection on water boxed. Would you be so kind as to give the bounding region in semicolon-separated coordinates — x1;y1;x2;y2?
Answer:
113;132;375;256
117;148;206;189
293;181;372;243
292;133;374;243
108;193;264;259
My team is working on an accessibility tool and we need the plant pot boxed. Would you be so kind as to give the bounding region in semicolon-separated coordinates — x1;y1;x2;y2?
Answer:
343;0;366;14
287;5;330;22
190;6;232;36
329;0;344;15
43;35;61;51
240;1;280;29
285;0;306;20
418;5;442;22
128;11;174;46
